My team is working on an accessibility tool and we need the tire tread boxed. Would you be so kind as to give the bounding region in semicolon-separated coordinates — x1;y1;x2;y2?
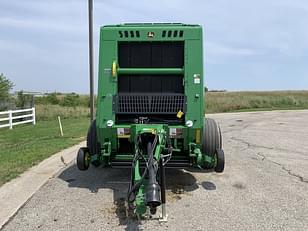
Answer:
203;118;222;156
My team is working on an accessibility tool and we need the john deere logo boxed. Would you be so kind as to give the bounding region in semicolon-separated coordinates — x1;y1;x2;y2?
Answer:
147;32;155;38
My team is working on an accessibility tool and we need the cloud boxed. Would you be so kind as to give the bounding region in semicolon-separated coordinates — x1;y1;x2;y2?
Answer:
0;17;84;34
1;0;308;92
206;42;263;57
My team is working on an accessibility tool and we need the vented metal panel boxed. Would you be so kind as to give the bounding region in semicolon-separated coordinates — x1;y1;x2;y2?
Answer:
118;30;140;38
114;93;186;114
118;75;183;93
118;42;184;68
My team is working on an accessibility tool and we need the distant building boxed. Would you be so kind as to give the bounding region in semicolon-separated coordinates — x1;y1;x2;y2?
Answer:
14;91;44;97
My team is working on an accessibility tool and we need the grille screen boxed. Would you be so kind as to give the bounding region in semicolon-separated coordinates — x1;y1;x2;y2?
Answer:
114;93;186;114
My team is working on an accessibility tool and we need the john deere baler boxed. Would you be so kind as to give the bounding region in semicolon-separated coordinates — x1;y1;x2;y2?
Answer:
77;23;225;220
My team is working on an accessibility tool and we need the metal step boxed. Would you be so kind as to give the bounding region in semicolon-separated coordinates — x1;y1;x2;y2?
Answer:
165;159;191;168
111;158;191;169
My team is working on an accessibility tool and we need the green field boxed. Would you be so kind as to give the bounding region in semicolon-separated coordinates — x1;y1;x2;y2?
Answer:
0;117;89;186
205;91;308;113
34;90;308;116
35;104;90;120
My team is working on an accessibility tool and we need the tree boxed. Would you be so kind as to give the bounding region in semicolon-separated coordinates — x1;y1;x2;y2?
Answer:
46;92;59;104
0;73;14;100
60;93;80;107
16;91;33;109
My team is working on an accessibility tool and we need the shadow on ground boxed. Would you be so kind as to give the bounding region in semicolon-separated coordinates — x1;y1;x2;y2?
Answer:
58;164;215;230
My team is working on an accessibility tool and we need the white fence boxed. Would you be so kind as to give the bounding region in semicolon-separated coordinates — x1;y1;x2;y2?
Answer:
0;107;36;129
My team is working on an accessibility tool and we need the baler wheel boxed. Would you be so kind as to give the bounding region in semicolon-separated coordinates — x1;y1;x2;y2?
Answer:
87;119;101;167
77;147;90;171
202;118;222;156
214;149;225;173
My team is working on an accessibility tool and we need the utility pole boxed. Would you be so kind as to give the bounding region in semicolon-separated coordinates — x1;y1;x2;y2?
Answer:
88;0;94;121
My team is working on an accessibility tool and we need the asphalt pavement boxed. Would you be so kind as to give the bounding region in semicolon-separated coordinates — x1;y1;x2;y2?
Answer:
2;110;308;231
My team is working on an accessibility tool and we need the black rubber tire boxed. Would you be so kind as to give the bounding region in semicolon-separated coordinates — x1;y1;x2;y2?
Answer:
87;119;101;167
77;147;90;171
202;118;222;156
214;149;225;173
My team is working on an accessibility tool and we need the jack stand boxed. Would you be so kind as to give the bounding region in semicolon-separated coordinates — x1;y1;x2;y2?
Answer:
136;213;141;221
159;203;168;222
159;159;168;222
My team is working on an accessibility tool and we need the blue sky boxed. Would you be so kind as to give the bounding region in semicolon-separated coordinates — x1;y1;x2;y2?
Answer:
1;0;308;93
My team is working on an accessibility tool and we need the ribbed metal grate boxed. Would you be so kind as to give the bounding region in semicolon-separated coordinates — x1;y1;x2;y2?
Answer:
114;93;186;114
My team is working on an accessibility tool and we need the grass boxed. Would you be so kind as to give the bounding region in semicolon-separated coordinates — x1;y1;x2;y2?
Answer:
205;91;308;113
35;104;90;120
0;117;90;186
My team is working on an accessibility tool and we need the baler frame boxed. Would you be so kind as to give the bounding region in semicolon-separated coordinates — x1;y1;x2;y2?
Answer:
76;23;225;220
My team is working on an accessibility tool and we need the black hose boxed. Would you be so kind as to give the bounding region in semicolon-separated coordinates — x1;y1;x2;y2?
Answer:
127;134;159;204
127;135;150;203
127;165;148;203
